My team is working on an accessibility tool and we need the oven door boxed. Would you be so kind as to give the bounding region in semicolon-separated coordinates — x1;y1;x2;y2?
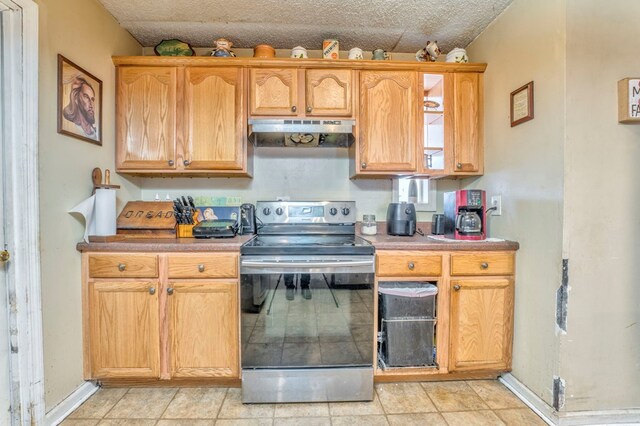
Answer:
240;255;375;369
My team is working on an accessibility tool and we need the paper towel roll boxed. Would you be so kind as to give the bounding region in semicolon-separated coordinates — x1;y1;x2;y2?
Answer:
69;188;117;242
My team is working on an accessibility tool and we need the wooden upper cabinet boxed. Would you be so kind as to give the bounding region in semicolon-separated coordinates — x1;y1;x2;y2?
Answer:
250;68;298;116
449;278;513;372
168;281;239;378
89;280;160;379
116;67;177;170
305;69;353;116
183;67;245;170
453;72;482;174
358;71;418;173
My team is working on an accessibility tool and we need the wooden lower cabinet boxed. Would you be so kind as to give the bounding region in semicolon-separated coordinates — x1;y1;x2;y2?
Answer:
449;278;514;371
89;280;161;379
168;281;239;378
83;252;240;382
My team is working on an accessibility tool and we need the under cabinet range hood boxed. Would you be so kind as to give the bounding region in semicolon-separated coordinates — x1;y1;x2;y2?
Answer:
248;118;355;147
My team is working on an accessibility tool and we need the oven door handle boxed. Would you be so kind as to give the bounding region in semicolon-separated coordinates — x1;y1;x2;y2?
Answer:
241;260;374;268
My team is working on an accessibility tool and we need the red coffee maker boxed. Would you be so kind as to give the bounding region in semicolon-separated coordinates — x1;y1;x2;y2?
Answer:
443;190;486;240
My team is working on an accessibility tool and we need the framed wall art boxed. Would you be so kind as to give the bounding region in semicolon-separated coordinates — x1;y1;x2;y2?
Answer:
57;54;102;145
510;81;534;127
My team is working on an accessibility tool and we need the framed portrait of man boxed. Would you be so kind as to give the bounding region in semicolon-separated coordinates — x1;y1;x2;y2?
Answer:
57;54;102;145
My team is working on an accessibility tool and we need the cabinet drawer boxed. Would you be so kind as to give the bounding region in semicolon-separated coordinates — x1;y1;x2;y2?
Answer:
167;253;238;278
450;252;514;276
377;251;442;277
88;254;158;278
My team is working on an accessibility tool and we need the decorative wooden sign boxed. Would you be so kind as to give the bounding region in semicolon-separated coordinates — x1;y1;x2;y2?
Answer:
618;78;640;123
117;201;176;238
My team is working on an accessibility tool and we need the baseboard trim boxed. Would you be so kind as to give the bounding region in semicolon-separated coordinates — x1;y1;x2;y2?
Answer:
500;373;640;426
44;381;99;426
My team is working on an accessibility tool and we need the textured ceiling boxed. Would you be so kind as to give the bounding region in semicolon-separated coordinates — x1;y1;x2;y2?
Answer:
98;0;513;53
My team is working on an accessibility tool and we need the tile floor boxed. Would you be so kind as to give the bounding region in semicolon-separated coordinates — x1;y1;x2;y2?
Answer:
62;380;547;425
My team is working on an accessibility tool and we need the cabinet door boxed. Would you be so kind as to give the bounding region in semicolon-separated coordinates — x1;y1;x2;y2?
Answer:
168;281;239;378
183;67;245;170
250;68;298;116
449;278;513;371
453;72;482;173
89;281;160;379
305;69;353;117
359;71;418;173
116;67;177;170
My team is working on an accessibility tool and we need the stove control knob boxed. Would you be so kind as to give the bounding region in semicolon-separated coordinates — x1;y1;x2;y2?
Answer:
405;207;413;215
262;207;271;216
275;207;284;215
329;207;338;216
341;207;351;216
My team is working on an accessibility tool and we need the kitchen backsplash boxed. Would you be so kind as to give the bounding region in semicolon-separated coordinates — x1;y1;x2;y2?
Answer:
138;148;459;221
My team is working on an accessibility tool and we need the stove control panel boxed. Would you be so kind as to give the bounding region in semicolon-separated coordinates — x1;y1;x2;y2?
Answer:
256;201;357;225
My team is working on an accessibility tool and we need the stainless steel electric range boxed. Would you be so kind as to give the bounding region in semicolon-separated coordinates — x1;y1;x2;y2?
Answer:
240;201;375;403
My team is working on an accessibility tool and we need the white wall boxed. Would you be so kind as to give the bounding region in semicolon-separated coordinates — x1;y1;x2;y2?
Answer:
465;0;566;406
560;0;640;411
37;0;141;410
140;148;459;222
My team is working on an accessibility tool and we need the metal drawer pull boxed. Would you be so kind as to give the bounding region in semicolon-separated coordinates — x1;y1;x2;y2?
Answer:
291;105;297;112
118;263;126;271
306;106;312;113
149;287;156;295
167;288;174;295
453;285;461;291
198;264;205;272
168;160;174;166
480;262;489;269
408;262;415;270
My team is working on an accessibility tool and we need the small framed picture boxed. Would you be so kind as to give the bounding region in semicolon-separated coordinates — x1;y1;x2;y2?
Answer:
510;81;534;127
57;54;102;145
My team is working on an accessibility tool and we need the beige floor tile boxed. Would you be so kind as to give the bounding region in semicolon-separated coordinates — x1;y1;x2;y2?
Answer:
105;388;177;419
217;388;275;419
329;394;385;416
215;420;273;426
387;413;448;426
97;420;158;426
442;410;506;426
274;402;329;417
273;417;330;426
60;420;99;426
157;421;215;426
422;381;489;412
69;388;128;419
467;381;526;409
375;382;437;414
161;387;227;419
331;415;389;426
495;408;547;425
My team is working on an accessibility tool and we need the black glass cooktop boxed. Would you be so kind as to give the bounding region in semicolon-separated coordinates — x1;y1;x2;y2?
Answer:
241;234;374;255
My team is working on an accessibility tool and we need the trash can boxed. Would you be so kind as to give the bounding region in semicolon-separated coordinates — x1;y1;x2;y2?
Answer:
378;282;438;368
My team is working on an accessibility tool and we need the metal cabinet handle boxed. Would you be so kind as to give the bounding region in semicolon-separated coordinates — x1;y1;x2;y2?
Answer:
361;162;367;169
168;160;175;167
183;160;191;166
149;287;156;295
118;263;126;272
453;285;461;291
291;105;297;112
198;264;205;273
408;262;415;270
306;106;312;113
0;250;10;262
456;162;462;169
480;262;489;269
167;287;174;295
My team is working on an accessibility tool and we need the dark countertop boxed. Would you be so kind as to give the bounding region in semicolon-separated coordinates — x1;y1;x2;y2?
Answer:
77;222;518;253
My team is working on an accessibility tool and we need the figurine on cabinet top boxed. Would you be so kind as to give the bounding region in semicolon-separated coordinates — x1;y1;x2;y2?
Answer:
211;38;236;57
416;40;440;62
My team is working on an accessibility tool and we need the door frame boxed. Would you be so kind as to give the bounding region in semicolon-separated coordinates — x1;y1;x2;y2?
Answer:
1;0;45;424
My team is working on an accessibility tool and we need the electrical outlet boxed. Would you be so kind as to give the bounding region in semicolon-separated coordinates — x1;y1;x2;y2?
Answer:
490;195;502;216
